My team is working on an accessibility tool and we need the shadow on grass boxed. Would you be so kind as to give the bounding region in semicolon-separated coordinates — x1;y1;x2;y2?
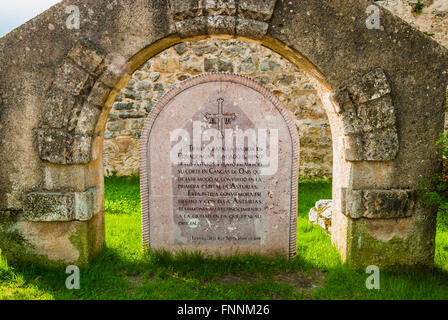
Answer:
2;178;448;299
2;246;321;300
4;242;448;300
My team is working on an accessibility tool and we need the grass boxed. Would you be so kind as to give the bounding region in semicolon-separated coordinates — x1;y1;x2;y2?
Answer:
0;176;447;300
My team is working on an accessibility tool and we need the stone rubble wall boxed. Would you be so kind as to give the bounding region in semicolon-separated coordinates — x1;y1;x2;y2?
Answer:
104;39;332;179
104;0;448;178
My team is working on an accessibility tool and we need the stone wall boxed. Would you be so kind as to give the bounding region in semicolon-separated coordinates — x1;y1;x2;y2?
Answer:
104;39;332;179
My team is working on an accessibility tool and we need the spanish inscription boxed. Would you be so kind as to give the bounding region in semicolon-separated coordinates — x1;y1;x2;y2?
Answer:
172;92;269;245
141;74;298;257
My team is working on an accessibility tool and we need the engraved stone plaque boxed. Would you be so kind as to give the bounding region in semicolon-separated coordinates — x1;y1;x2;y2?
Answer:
140;73;299;257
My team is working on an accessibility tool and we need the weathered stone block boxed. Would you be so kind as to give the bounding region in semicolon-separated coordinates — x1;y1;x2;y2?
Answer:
309;199;332;232
347;68;391;104
131;119;145;130
126;79;136;89
260;60;281;72
176;17;207;38
54;61;94;96
37;129;93;164
104;132;115;139
363;128;399;161
153;57;181;73
204;58;233;72
344;189;364;219
206;0;236;15
152;72;161;82
114;102;134;110
336;68;398;162
340;109;361;136
343;134;364;161
37;129;69;164
124;90;142;100
136;80;152;91
43;88;79;128
74;187;100;221
99;53;131;88
278;74;295;85
75;103;102;136
169;0;206;21
237;56;257;73
87;81;112;106
67;40;105;76
207;16;236;35
332;89;352;114
238;0;277;21
25;191;75;221
309;207;318;223
363;190;416;219
236;18;269;39
119;111;146;119
174;43;188;55
70;134;92;164
344;189;417;219
24;187;99;222
107;120;126;132
357;96;396;132
153;83;164;91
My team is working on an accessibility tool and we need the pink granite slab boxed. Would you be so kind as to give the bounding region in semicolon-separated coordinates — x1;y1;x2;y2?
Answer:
140;73;299;258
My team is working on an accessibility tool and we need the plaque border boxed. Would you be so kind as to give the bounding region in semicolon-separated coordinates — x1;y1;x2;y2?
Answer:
139;73;299;258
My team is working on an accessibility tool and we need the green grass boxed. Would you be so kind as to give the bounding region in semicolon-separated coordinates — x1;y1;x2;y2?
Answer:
0;176;447;300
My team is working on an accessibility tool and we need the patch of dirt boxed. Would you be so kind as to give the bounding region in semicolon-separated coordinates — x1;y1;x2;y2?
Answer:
216;274;260;285
214;269;326;293
126;274;145;287
272;270;326;292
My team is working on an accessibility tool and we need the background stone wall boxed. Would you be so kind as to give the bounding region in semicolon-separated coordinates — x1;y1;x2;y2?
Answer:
104;39;332;179
379;0;448;48
104;0;448;179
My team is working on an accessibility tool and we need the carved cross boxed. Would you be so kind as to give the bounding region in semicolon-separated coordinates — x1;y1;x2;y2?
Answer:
205;98;237;137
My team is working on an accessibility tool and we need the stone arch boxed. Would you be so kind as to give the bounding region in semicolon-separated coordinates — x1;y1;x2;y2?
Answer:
0;0;447;268
103;38;333;180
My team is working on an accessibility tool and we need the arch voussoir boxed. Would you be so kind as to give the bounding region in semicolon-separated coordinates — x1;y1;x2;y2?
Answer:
332;67;399;162
169;0;277;39
37;39;115;165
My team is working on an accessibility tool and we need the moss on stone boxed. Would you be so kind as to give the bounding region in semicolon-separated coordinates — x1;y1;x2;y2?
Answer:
0;211;29;262
346;215;436;271
69;213;106;268
0;211;77;268
69;223;90;267
0;214;67;268
0;209;105;269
